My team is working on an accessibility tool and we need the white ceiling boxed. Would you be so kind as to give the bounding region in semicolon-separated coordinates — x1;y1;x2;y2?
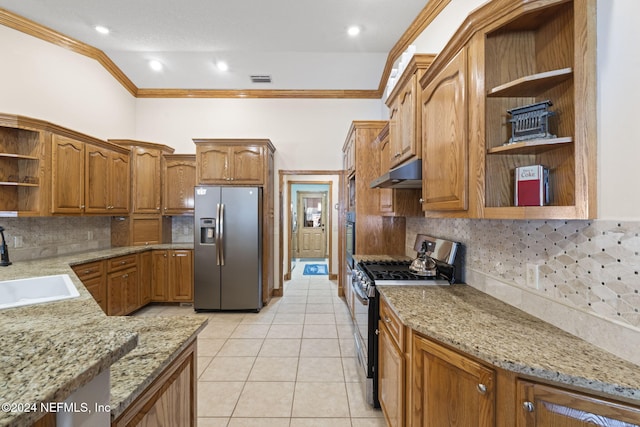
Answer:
0;0;429;91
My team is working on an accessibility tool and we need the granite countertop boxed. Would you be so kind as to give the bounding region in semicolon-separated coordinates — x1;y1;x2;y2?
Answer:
378;285;640;404
0;244;205;427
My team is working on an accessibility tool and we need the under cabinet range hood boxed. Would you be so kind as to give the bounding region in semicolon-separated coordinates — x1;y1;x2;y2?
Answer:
370;158;422;189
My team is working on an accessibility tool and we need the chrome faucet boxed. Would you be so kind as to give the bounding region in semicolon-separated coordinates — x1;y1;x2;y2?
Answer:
0;226;11;266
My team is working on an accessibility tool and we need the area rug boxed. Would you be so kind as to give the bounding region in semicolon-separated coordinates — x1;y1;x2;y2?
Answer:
303;264;328;276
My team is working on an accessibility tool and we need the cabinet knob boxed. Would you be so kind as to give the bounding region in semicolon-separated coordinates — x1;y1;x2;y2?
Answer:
477;384;487;395
156;207;160;210
123;274;128;279
374;329;379;335
120;261;126;265
384;316;392;324
523;401;535;412
419;198;424;204
80;205;85;209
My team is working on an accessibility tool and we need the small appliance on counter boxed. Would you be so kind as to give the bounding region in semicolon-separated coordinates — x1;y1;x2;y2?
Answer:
350;234;461;407
0;226;11;267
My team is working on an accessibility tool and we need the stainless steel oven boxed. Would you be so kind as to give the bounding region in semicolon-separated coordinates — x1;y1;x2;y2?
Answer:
351;235;460;408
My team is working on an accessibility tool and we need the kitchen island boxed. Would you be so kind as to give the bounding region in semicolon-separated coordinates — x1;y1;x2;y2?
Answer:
377;284;640;425
0;244;206;427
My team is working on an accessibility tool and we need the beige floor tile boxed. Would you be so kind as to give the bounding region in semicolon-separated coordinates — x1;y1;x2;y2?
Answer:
342;357;361;382
267;324;303;339
216;339;264;357
290;418;352;427
228;418;291;427
240;312;275;325
304;313;336;324
303;324;338;339
275;303;306;314
197;338;227;357
273;313;306;324
337;324;356;340
197;417;230;427
335;312;354;325
339;338;356;357
233;382;295;417
305;303;335;314
300;339;341;357
346;382;384;418
292;382;349;418
199;322;238;339
200;356;256;381
297;357;344;382
350;418;387;426
248;356;298;381
198;356;214;377
198;381;245;417
306;296;334;305
258;338;301;357
284;289;308;296
280;295;307;304
230;324;270;339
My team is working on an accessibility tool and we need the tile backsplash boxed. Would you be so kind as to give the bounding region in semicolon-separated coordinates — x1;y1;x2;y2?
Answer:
0;217;111;262
171;216;194;243
406;217;640;364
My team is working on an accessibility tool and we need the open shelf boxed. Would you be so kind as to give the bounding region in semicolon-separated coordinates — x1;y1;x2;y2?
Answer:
487;136;573;154
487;68;573;97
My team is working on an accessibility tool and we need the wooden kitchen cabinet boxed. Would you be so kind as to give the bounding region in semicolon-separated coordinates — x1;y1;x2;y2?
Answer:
72;260;107;313
412;333;495;427
85;143;130;214
374;124;422;217
112;339;197;427
51;134;85;214
138;250;152;307
378;296;407;427
0;114;48;216
106;254;140;315
385;54;436;169
420;47;469;213
194;139;273;185
111;215;171;247
152;249;194;302
516;380;640;426
162;154;196;215
480;0;597;219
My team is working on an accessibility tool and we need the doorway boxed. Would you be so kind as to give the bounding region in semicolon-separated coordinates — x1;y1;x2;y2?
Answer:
278;171;344;294
295;190;328;259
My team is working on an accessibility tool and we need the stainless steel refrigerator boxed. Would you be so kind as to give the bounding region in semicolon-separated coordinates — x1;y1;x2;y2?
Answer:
194;186;262;311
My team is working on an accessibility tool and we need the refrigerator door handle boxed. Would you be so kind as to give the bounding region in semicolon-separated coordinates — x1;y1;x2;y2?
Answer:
216;203;222;265
219;203;225;265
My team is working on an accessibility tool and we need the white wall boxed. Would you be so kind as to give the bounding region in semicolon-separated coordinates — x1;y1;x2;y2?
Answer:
0;26;136;139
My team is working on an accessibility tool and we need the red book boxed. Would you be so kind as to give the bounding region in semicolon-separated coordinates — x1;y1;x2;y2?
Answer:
515;165;549;206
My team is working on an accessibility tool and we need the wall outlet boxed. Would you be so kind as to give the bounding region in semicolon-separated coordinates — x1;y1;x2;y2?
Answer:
14;236;23;248
526;263;539;289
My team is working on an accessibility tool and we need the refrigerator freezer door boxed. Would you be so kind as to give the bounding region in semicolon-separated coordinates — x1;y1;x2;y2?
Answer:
194;186;222;310
219;187;263;310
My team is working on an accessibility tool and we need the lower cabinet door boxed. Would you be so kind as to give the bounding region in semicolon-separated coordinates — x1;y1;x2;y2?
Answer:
413;334;495;426
107;272;126;316
379;322;404;427
516;380;640;427
170;250;193;302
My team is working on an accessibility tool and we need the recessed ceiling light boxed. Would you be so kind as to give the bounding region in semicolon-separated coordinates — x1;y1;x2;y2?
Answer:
216;61;229;72
94;25;110;35
347;26;361;37
149;60;163;72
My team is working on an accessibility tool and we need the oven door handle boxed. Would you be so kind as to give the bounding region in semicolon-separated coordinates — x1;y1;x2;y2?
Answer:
352;282;369;305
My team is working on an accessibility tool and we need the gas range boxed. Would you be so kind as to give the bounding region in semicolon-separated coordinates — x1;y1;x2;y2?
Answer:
354;259;454;296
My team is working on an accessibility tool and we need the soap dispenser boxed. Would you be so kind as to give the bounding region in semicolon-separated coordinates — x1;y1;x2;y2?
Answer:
0;226;11;266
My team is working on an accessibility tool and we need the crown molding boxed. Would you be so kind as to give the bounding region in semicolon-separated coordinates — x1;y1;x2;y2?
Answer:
1;3;451;100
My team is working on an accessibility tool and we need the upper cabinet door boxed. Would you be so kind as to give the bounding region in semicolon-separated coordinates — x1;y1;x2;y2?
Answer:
230;145;263;184
132;147;162;213
421;48;469;212
163;155;196;215
109;151;130;214
51;134;85;214
85;145;109;213
197;146;231;183
396;74;418;165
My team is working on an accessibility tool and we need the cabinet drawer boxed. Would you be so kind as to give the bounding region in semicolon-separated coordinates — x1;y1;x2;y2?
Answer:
380;296;404;349
107;254;137;272
72;260;104;280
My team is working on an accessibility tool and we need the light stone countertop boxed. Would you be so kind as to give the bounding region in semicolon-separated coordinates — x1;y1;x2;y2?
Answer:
378;284;640;404
0;243;206;427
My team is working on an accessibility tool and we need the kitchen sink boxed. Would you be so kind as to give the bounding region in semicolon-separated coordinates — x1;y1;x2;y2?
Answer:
0;274;80;310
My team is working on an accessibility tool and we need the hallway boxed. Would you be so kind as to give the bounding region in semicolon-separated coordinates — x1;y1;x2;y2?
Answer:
135;261;386;426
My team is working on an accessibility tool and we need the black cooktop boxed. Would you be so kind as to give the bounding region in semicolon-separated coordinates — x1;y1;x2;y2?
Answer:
359;259;456;284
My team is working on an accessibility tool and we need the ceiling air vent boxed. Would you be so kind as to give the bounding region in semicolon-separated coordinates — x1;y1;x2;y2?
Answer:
250;75;272;83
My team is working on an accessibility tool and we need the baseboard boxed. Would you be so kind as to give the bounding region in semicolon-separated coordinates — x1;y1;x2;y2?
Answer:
272;288;283;297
